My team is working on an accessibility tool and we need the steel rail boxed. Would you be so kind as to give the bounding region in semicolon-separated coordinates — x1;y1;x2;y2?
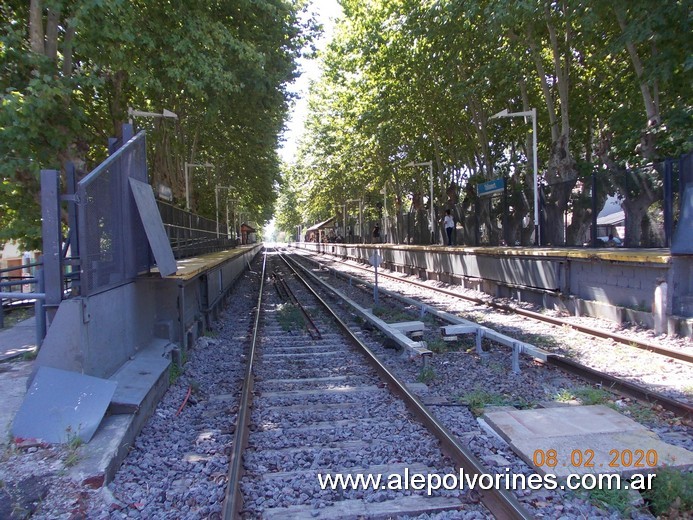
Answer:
302;250;692;365
279;252;533;520
548;357;693;421
221;249;267;520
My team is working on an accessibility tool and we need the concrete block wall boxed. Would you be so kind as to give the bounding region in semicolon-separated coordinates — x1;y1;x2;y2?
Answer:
568;259;668;311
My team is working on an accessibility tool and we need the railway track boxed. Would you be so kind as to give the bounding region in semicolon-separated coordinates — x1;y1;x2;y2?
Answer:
223;249;532;519
292;248;692;365
286;247;692;421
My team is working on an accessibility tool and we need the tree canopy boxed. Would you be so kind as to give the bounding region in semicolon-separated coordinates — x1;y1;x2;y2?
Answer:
1;0;313;249
277;0;691;246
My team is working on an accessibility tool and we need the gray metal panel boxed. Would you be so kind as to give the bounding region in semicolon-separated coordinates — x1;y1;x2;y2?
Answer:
129;178;177;276
672;185;693;254
12;366;117;444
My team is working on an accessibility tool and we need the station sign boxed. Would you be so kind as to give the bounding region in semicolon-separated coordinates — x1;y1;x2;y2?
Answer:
477;178;505;197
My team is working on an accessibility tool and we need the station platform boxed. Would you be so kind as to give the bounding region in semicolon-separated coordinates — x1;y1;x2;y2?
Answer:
294;242;693;337
1;244;262;490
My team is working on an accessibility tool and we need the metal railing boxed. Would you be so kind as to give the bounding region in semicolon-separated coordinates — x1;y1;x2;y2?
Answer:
157;201;236;259
0;262;46;346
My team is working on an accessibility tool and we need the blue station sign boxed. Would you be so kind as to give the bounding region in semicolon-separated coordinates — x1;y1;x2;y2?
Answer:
476;178;505;197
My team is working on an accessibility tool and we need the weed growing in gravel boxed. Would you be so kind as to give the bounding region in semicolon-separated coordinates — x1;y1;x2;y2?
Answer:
427;338;450;354
573;386;612;405
169;362;182;384
417;365;436;384
642;468;693;517
587;486;633;516
64;426;83;467
21;348;38;361
512;397;536;410
459;389;507;415
277;303;305;332
554;388;575;402
683;385;693;397
624;403;656;423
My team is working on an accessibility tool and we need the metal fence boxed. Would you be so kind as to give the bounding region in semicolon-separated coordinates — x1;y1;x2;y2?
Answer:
41;124;240;311
75;130;151;295
158;201;236;259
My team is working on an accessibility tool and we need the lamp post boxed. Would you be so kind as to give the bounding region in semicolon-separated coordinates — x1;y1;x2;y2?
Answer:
127;107;178;126
184;162;214;211
490;108;540;246
347;199;363;243
406;160;434;244
215;185;234;237
380;185;387;242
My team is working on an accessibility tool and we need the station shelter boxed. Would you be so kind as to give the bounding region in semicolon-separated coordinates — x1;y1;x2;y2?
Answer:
305;217;337;243
240;223;256;245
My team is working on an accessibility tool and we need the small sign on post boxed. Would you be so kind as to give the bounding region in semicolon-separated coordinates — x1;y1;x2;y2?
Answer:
477;178;505;197
369;252;382;306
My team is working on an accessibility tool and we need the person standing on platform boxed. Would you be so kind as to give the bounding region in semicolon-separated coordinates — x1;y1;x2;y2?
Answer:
372;224;381;243
444;209;454;246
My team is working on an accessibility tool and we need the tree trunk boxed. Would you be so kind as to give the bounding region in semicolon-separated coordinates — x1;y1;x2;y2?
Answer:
45;6;60;62
622;195;653;247
614;5;659;160
29;0;44;54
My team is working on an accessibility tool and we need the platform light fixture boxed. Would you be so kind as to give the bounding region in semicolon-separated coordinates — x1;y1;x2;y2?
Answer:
379;184;388;244
127;107;178;125
490;108;540;246
405;160;434;244
215;185;235;237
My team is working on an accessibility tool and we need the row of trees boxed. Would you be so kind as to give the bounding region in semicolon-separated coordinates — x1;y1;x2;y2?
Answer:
276;0;691;246
1;0;314;249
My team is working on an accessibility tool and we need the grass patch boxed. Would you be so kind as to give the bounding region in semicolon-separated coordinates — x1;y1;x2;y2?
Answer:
427;337;451;354
642;468;693;517
624;403;656;423
0;306;34;330
63;426;83;467
417;365;436;384
169;362;182;384
21;348;38;361
372;305;412;324
573;386;612;405
588;486;633;516
459;388;508;415
277;303;305;332
554;388;575;402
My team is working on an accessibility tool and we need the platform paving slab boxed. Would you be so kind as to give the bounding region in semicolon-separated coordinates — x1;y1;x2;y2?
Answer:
483;405;693;478
261;495;464;519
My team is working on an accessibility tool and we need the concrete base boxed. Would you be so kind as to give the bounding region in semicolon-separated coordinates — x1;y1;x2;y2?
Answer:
68;340;171;487
483;405;693;478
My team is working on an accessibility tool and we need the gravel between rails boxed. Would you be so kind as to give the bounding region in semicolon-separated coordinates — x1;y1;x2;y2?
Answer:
239;253;494;518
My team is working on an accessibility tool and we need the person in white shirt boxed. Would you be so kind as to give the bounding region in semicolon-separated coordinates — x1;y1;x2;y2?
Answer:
444;209;454;246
